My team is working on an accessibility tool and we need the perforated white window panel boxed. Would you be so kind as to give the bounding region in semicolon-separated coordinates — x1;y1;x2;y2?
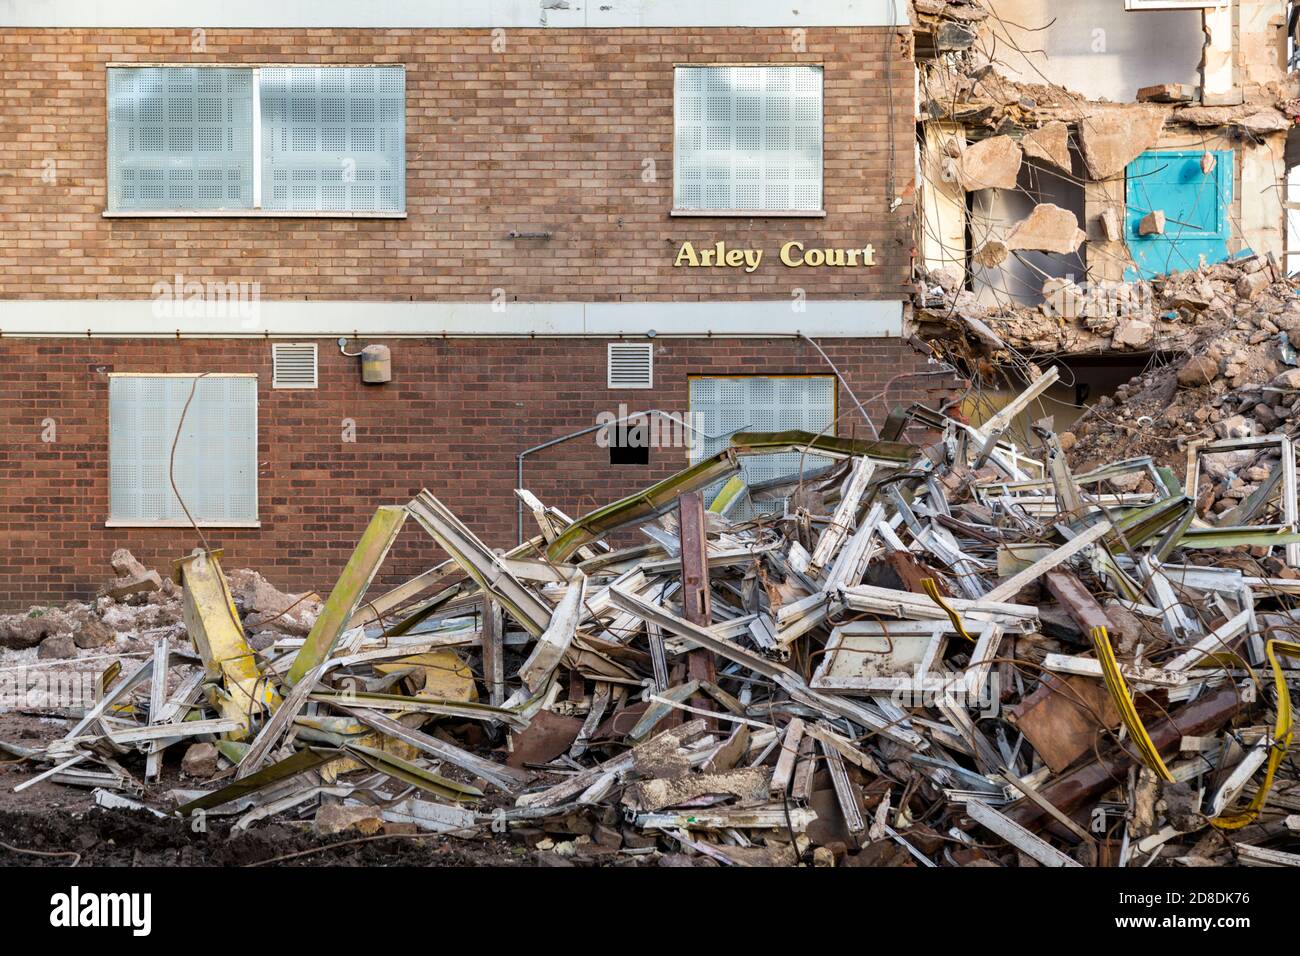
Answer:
261;66;405;213
272;343;319;389
690;376;835;519
107;67;254;212
109;375;258;524
608;343;654;389
674;65;823;213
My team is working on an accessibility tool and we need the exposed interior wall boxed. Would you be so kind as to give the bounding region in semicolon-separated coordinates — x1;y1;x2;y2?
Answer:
971;156;1085;308
1239;0;1290;94
1242;135;1288;261
983;0;1203;103
1203;2;1239;106
920;123;967;281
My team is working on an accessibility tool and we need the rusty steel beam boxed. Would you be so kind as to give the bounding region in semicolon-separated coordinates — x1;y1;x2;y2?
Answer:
679;491;716;727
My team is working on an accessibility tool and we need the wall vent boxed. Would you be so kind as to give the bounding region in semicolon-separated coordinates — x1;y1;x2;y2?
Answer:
607;342;654;389
272;343;319;389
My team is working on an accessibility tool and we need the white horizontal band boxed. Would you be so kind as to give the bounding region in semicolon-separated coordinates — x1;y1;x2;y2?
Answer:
0;0;909;29
0;299;903;339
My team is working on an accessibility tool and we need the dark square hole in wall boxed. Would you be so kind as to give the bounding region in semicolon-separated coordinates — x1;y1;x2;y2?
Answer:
609;424;650;465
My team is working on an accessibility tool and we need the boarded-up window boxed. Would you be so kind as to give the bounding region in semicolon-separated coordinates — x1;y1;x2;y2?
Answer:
109;375;258;525
108;67;254;212
106;65;405;214
261;66;405;213
689;375;835;518
674;65;823;213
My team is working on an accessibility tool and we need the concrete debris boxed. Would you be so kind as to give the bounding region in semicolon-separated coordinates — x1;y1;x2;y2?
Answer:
958;135;1022;191
1098;208;1122;242
1177;354;1220;387
36;634;77;660
100;548;163;600
1137;83;1195;104
1112;317;1155;350
181;742;221;779
973;239;1009;269
1138;210;1166;237
1174;105;1291;133
919;254;1292;358
1077;108;1164;180
0;607;75;650
1004;203;1087;254
5;399;1297;869
227;568;322;636
1019;120;1071;173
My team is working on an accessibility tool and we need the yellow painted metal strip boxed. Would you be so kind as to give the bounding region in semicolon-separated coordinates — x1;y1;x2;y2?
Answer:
1211;639;1300;830
921;577;976;643
174;549;279;738
707;475;747;514
286;505;409;687
1091;625;1175;783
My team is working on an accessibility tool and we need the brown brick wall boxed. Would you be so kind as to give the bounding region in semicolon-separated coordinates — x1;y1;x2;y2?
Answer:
0;27;914;301
0;337;956;608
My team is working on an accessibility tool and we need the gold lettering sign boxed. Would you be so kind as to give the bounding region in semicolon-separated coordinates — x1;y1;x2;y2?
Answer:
673;240;875;272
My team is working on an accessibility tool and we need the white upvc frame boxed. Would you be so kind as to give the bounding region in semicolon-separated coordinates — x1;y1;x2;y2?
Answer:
103;63;407;219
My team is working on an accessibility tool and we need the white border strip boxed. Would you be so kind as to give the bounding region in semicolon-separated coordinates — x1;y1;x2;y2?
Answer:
0;299;903;338
0;0;909;29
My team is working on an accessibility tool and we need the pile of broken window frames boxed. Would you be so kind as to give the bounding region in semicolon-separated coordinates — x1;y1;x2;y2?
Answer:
6;393;1299;868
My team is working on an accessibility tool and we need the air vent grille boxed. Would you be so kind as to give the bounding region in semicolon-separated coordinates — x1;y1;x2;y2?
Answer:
272;343;319;389
607;342;654;389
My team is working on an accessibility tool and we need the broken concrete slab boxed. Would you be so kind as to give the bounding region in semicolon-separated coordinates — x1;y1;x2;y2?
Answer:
181;742;221;779
37;634;76;660
973;239;1009;268
1112;318;1156;349
1078;108;1164;180
100;549;163;601
1177;354;1220;387
1138;210;1166;236
958;135;1022;191
1005;203;1087;254
1020;121;1071;173
0;607;74;650
1137;83;1194;104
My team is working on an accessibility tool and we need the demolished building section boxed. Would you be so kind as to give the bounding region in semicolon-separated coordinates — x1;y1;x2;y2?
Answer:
4;408;1300;867
913;0;1299;363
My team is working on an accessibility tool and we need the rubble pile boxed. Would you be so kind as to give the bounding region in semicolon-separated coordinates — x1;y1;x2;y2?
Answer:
4;410;1300;868
1063;258;1300;497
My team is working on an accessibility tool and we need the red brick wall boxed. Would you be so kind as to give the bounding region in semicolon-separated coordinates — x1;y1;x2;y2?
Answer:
0;27;914;301
0;337;956;608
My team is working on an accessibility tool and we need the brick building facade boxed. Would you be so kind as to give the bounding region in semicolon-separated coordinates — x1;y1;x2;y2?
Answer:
0;1;954;607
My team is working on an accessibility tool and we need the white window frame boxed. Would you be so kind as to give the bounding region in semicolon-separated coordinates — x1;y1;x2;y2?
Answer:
672;63;826;219
106;372;260;528
104;63;406;219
